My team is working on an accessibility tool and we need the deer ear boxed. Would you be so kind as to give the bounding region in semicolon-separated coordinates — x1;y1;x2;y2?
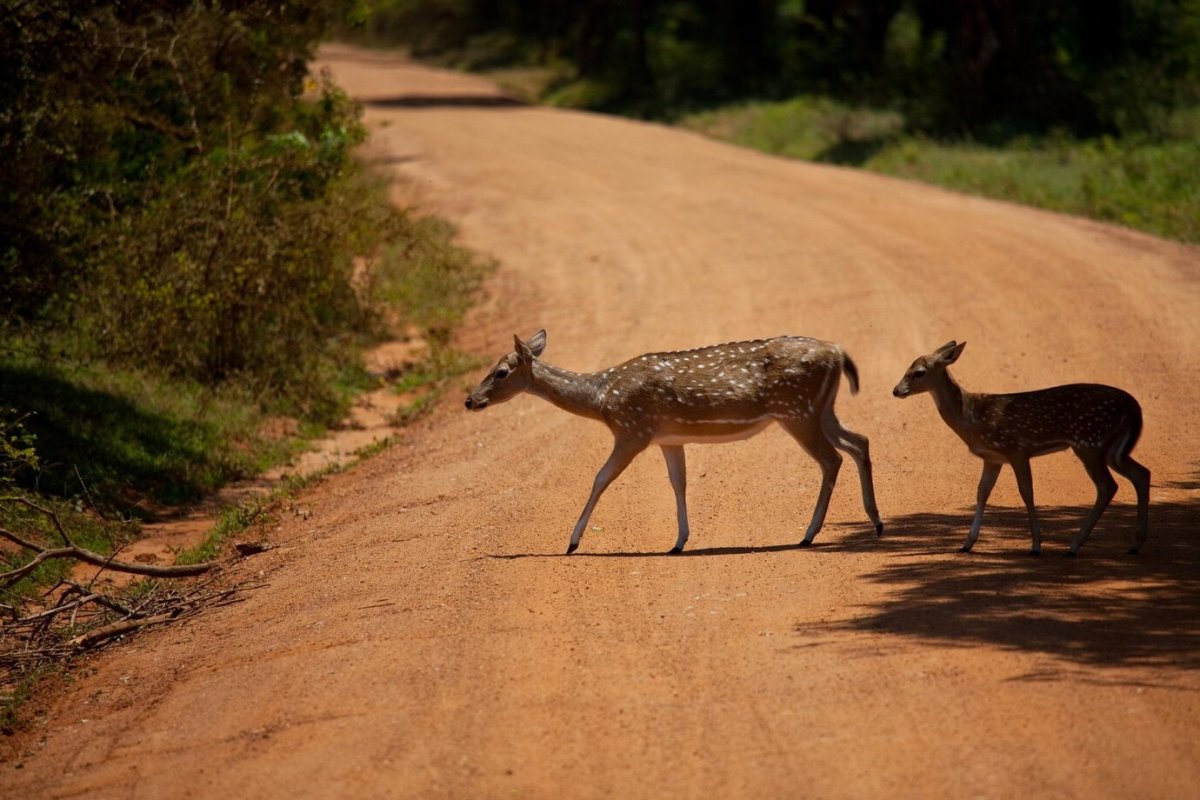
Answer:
527;329;547;358
936;341;966;365
513;334;533;363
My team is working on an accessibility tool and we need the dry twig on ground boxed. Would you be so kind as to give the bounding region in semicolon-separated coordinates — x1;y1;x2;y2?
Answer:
0;497;221;589
0;496;266;711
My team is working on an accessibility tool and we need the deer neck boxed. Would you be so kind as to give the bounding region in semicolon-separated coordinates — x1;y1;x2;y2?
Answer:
529;360;607;421
929;370;974;437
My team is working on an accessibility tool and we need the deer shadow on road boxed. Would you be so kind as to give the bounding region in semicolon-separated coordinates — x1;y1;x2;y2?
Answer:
811;496;1200;672
487;541;804;560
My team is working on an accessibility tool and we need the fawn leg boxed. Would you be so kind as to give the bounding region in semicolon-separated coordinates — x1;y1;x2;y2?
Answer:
963;460;1002;553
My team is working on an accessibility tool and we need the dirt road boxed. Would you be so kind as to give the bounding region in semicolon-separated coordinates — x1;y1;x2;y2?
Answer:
5;45;1199;799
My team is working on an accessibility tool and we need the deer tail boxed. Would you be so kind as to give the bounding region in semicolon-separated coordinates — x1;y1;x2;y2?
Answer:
841;350;860;396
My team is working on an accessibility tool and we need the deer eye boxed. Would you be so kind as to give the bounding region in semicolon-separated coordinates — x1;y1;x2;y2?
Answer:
495;366;510;380
911;368;926;378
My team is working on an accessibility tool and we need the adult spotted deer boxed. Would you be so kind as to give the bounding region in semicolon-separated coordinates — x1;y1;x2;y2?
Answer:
466;330;882;554
892;341;1149;556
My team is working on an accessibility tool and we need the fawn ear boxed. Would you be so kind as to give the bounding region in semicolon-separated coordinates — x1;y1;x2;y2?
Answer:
935;340;966;365
527;329;547;358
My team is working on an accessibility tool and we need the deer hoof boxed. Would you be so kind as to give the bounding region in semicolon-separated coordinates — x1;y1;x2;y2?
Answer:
875;522;884;537
668;546;683;555
1063;550;1076;559
565;542;579;555
958;546;972;554
1127;546;1141;555
797;539;813;548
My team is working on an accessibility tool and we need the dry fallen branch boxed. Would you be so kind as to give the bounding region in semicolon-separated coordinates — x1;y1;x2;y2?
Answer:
69;611;181;649
0;527;220;587
15;593;105;625
0;495;223;588
11;583;141;628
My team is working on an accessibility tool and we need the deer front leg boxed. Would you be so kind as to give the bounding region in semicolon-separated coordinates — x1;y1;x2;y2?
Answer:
567;438;646;555
660;445;690;554
963;460;1002;553
1010;457;1042;556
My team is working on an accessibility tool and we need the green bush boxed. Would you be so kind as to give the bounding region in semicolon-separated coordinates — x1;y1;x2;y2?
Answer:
2;2;372;386
78;81;385;393
682;96;904;163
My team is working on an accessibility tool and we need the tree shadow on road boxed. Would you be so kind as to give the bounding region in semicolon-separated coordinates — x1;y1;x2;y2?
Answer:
810;496;1200;672
361;94;525;109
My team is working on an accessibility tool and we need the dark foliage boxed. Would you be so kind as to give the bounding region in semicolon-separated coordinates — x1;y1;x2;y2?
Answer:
0;0;379;397
346;1;1200;133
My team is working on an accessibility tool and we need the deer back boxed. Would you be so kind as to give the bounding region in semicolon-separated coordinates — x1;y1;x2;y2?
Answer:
599;337;845;434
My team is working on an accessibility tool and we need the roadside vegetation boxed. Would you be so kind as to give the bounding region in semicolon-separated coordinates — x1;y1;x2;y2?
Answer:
1;1;489;628
346;1;1200;245
682;100;1200;244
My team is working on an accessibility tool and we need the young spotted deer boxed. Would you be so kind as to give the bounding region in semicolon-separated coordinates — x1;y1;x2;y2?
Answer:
466;330;882;554
893;341;1149;556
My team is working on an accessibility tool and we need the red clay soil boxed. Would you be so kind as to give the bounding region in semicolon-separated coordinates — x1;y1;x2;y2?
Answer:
4;45;1199;799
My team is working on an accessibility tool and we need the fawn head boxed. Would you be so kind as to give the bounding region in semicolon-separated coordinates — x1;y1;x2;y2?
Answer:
465;330;547;411
893;340;966;398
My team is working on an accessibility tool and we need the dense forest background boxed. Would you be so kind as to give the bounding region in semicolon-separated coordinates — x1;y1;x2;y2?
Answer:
349;0;1200;137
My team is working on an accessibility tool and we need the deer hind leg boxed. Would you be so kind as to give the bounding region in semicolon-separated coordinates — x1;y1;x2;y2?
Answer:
1010;457;1044;556
1109;440;1150;555
567;437;646;555
780;417;842;547
660;445;690;554
963;460;1002;553
821;410;882;535
1068;447;1119;557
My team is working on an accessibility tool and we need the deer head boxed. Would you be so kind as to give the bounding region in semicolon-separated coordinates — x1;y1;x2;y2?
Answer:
892;340;966;398
464;329;547;411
